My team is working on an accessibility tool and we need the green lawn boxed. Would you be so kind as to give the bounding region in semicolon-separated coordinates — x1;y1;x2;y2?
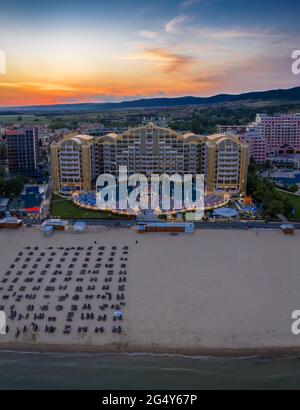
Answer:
50;196;127;220
0;115;49;125
281;192;300;221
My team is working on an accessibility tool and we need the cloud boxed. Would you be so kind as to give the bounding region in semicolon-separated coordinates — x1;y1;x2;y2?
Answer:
0;82;78;92
143;48;194;73
165;14;192;34
180;0;202;9
195;27;285;41
139;30;158;39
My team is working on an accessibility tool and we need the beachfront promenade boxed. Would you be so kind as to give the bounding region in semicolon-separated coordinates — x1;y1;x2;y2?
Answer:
70;219;300;231
0;227;300;355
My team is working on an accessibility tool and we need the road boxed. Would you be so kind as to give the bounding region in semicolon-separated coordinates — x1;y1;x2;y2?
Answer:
68;218;300;230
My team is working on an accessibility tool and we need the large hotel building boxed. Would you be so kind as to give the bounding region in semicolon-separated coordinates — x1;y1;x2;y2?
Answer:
51;123;249;195
6;127;39;175
50;134;98;192
218;113;300;164
255;113;300;155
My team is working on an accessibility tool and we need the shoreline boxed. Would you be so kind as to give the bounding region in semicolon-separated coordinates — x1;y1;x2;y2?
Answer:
1;343;300;359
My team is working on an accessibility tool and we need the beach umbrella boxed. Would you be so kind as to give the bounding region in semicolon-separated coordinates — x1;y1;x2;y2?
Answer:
113;310;122;319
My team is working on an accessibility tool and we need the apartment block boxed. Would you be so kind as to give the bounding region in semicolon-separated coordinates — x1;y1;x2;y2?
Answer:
255;113;300;155
6;127;38;175
238;126;267;164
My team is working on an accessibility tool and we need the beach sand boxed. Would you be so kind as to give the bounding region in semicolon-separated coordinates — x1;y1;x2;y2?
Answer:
0;226;300;356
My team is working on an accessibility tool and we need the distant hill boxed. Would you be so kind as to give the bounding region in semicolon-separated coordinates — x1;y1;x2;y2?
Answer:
1;86;300;113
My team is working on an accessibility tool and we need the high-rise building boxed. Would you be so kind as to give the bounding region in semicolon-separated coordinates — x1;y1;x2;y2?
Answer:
50;134;98;193
51;124;249;195
6;127;38;175
204;134;248;194
238;126;267;164
255;113;300;155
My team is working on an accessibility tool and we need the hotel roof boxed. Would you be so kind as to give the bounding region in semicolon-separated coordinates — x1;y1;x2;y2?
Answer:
52;134;95;147
97;123;203;144
205;133;242;145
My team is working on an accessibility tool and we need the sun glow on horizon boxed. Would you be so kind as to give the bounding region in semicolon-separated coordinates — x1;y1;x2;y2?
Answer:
0;1;299;107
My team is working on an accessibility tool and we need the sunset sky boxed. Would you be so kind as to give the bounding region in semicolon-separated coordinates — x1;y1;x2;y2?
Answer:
0;0;300;106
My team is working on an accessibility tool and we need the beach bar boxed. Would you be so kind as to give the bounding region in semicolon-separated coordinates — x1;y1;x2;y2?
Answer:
137;222;194;234
42;219;69;231
280;224;295;235
0;217;23;229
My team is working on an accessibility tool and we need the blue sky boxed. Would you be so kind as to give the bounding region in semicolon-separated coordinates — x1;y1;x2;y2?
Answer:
0;0;299;105
3;0;300;27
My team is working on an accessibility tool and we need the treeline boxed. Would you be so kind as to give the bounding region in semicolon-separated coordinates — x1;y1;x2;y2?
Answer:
0;166;25;198
0;142;6;161
170;103;300;134
247;163;293;219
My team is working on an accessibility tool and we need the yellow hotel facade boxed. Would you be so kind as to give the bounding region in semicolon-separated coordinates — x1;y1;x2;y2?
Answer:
50;123;248;195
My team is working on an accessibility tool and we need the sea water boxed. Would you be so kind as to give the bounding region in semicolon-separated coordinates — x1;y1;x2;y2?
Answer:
0;351;300;390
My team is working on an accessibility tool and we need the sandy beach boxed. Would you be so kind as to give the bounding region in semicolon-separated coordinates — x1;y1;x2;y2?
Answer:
0;226;300;356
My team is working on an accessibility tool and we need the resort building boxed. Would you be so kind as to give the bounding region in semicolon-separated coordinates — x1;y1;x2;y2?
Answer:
51;124;249;195
238;126;267;164
6;126;39;176
255;113;300;156
50;134;98;193
217;125;248;135
216;123;267;164
97;123;203;176
204;134;248;194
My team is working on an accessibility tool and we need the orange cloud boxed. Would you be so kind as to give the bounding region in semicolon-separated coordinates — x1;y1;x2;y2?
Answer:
142;48;194;73
0;72;219;106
